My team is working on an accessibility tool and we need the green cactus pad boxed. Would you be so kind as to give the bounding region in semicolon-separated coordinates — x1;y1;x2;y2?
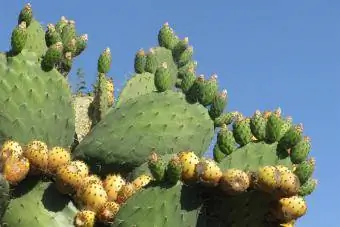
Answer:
1;179;77;227
73;91;214;174
111;182;202;227
0;50;75;147
116;72;157;107
24;19;47;57
0;174;10;220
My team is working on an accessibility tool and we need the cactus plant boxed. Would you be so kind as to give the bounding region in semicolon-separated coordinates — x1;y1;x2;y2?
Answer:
0;4;317;227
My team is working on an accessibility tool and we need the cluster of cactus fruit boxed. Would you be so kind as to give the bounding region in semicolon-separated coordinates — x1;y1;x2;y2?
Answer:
0;3;317;227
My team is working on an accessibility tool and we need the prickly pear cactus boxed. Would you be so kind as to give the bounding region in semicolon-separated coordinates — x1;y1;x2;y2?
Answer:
0;4;317;227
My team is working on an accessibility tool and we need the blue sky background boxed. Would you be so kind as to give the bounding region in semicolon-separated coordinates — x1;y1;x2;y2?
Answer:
1;1;339;226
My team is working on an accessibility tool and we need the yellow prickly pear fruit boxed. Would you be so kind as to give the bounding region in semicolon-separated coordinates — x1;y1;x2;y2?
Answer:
0;140;23;162
116;183;136;204
75;174;103;202
47;146;71;174
195;158;222;186
220;169;250;195
274;196;307;222
97;201;120;224
3;155;30;185
277;167;300;197
23;140;48;173
103;174;126;201
178;151;200;182
132;174;153;191
56;160;89;194
81;183;108;212
74;210;96;227
256;166;281;193
280;220;296;227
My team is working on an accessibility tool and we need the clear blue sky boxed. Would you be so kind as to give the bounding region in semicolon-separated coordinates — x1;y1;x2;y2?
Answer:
1;1;338;226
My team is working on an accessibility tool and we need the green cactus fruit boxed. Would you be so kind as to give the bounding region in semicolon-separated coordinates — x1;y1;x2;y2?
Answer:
61;20;76;47
148;152;166;182
220;168;250;195
279;116;293;140
18;3;33;26
73;91;214;175
180;66;196;94
158;22;179;50
232;114;253;146
214;111;239;127
74;34;88;57
197;74;218;106
265;108;285;143
97;47;112;74
0;174;10;220
144;48;158;74
11;22;28;54
217;124;237;155
110;182;202;227
134;49;146;73
55;16;68;34
166;155;183;184
64;38;77;54
213;143;226;162
250;110;267;141
57;51;73;76
186;74;205;103
172;37;189;60
298;178;317;197
116;72;156;107
209;89;228;119
45;24;62;47
0;50;75;147
41;42;64;71
278;123;304;150
195;158;222;186
290;136;311;164
178;60;197;79
154;62;173;92
294;158;315;184
1;179;78;227
176;46;194;67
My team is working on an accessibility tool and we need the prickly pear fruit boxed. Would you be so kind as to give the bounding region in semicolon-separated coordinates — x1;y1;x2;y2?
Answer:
173;37;189;60
74;210;96;227
277;167;300;197
18;3;33;26
232;115;253;146
1;140;23;162
3;155;30;185
214;111;239;127
56;160;89;194
47;146;71;174
298;178;317;197
55;16;68;33
280;220;296;227
256;166;280;193
148;152;166;182
103;174;126;202
132;174;153;190
197;74;218;106
274;196;307;222
61;20;76;47
97;201;120;224
158;22;179;50
217;124;237;155
45;24;61;47
97;47;112;74
265;108;284;143
250;110;267;141
74;34;88;57
177;46;193;67
116;183;136;204
75;174;103;203
220;169;250;195
279;124;303;150
294;158;315;184
290;136;311;164
23;140;48;173
209;89;228;119
279;116;293;140
145;48;158;73
178;151;200;182
81;183;108;212
11;21;28;54
195;158;222;186
134;49;146;73
154;62;172;92
180;66;196;94
166;155;183;184
42;42;64;71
